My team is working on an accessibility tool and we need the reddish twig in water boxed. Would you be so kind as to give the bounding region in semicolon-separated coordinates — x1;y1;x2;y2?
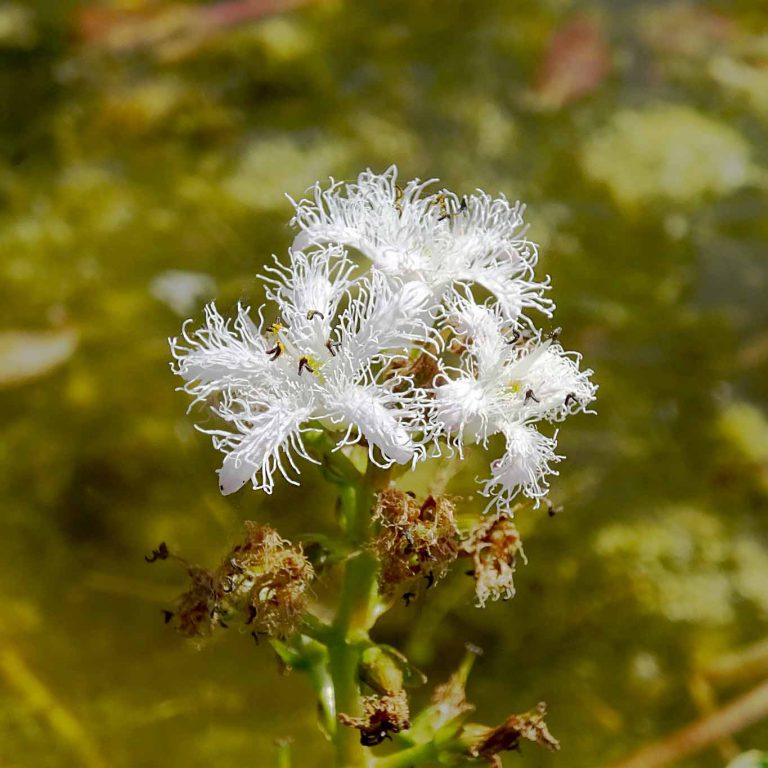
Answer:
605;678;768;768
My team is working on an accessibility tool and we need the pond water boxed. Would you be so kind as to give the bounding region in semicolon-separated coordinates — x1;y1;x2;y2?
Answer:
1;1;767;766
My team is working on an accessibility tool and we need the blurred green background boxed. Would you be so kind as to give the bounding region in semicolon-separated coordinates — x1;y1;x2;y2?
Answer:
2;1;768;766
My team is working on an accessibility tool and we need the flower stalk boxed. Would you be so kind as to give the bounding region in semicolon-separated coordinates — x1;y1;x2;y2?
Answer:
328;469;385;768
160;166;594;767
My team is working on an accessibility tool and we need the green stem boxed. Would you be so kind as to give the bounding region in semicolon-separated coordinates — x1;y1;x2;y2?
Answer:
372;741;439;768
327;471;381;768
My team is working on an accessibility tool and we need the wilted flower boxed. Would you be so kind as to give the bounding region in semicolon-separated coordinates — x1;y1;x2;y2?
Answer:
372;488;460;593
219;522;314;638
462;515;526;606
171;523;313;639
338;689;411;746
467;702;560;765
175;565;223;638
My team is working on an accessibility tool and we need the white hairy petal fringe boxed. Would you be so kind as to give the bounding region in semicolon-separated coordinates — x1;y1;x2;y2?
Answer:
482;424;562;509
261;245;356;358
169;302;272;405
321;372;428;466
205;386;318;495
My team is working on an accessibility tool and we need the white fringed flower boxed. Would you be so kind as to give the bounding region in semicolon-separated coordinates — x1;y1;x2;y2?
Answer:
170;166;596;503
431;294;595;506
171;247;431;494
482;424;562;508
289;165;553;326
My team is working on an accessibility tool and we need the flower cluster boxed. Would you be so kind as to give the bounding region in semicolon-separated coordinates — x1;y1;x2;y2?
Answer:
171;166;595;508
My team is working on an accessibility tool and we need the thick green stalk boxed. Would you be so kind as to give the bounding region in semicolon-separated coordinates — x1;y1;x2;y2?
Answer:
328;473;381;768
372;741;439;768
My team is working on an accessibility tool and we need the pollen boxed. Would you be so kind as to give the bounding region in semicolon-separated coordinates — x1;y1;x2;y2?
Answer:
266;341;285;361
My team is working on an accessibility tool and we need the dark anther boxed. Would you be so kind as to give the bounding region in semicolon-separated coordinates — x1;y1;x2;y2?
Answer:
465;569;476;577
420;495;437;515
306;309;325;320
545;499;562;518
524;389;540;404
405;490;416;498
506;330;521;345
245;605;257;625
266;343;283;361
564;392;578;408
402;591;416;607
547;327;562;341
162;609;174;624
325;339;338;357
425;570;435;589
145;542;169;563
438;194;468;222
298;356;314;376
218;618;229;629
250;630;260;645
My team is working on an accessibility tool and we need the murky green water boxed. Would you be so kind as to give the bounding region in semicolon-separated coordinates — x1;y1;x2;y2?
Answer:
2;1;768;766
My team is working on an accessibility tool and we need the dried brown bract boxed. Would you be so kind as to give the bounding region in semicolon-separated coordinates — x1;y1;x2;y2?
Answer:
469;702;560;765
338;689;411;747
372;489;460;594
462;514;526;606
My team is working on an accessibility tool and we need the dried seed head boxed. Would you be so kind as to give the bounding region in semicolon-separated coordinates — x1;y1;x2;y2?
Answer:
372;489;460;594
171;523;313;640
176;566;223;638
462;515;526;607
338;689;411;747
218;522;314;638
468;702;560;765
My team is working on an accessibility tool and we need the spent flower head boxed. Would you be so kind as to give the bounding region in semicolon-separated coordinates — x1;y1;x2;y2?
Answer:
462;514;527;607
372;488;460;593
167;524;313;640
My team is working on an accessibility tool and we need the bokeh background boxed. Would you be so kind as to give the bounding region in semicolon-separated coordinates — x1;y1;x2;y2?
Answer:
2;1;768;766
